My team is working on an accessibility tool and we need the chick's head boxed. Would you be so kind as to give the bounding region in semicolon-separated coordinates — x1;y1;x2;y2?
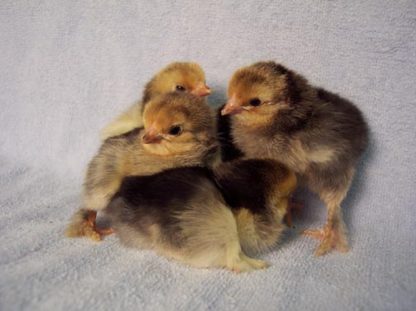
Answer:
222;61;301;129
143;62;211;103
142;92;216;156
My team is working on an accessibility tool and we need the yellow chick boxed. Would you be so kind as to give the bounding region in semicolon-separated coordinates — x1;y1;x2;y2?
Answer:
100;62;211;140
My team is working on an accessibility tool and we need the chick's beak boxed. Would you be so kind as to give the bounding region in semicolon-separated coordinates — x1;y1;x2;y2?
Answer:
191;82;211;97
142;127;162;144
221;96;243;116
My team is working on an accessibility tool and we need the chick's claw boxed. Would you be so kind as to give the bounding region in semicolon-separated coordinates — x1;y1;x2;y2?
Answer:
230;254;269;273
83;223;102;242
240;254;269;270
82;221;113;241
303;228;325;240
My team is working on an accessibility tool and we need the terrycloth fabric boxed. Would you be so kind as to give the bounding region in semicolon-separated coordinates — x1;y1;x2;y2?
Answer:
1;1;415;310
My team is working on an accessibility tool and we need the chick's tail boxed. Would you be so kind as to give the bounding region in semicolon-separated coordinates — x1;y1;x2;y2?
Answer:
100;103;143;141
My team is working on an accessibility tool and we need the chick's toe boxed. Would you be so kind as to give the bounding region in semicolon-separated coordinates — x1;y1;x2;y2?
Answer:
303;222;349;256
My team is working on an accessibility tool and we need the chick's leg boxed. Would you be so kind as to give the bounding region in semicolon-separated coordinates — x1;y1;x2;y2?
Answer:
284;197;304;227
225;243;269;273
303;192;349;256
85;210;115;239
72;175;122;240
81;208;115;238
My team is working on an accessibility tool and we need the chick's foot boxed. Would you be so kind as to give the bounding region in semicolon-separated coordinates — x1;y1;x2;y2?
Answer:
284;198;304;227
229;253;269;273
65;210;113;241
303;222;349;256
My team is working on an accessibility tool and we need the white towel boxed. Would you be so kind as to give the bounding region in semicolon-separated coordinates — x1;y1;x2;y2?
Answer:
1;1;415;310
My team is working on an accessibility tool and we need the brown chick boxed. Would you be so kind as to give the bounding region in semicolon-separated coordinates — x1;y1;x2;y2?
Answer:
213;159;297;255
65;92;217;241
221;61;368;256
100;62;211;140
106;166;269;273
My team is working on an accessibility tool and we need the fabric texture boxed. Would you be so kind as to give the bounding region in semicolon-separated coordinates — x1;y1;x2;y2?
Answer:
1;1;415;310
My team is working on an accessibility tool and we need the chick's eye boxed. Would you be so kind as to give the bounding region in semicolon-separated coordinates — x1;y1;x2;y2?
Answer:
249;98;261;106
175;85;186;92
168;125;183;136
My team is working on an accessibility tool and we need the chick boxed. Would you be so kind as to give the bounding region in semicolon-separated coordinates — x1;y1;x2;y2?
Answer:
221;61;368;256
106;166;269;273
100;62;211;140
65;92;216;241
213;159;297;255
